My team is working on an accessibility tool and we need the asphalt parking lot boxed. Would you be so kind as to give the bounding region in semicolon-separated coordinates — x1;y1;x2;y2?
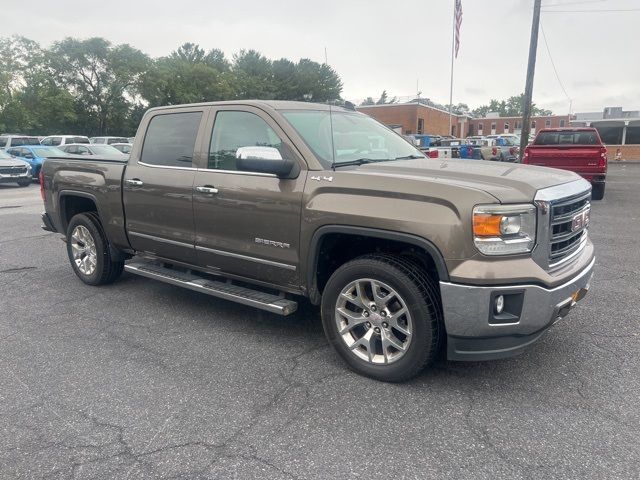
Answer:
1;164;639;479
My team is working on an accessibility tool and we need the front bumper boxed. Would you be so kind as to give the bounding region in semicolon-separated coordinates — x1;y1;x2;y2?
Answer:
440;257;594;361
0;172;31;183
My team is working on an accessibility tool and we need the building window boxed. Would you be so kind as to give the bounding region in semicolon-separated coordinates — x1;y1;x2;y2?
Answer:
560;119;565;127
406;130;412;135
417;118;424;134
515;120;522;129
451;125;456;136
504;122;509;133
545;119;551;127
491;122;496;133
531;121;536;129
478;123;484;133
626;126;640;144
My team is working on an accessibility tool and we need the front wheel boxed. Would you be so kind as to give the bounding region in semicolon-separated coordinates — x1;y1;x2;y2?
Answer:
66;212;124;285
321;254;442;382
17;180;30;187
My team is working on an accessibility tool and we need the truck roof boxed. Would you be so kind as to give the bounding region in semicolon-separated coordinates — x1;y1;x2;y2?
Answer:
145;100;355;114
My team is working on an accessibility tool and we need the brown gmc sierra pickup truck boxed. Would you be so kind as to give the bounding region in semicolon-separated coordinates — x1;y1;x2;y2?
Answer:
40;101;595;382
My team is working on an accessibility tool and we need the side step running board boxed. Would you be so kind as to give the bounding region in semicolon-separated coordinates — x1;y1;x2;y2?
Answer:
124;262;298;316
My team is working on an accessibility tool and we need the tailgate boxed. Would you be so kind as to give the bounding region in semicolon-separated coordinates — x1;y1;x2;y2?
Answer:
528;145;603;173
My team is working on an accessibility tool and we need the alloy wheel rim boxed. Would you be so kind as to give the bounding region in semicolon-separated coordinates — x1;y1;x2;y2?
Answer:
71;225;97;276
335;278;413;364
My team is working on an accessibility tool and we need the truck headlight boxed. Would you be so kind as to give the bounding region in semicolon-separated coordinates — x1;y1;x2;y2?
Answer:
473;204;537;255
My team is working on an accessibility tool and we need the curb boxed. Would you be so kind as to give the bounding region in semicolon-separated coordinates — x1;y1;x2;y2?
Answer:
610;161;640;165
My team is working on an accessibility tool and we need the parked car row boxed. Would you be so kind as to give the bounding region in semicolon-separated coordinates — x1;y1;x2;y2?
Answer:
0;133;131;186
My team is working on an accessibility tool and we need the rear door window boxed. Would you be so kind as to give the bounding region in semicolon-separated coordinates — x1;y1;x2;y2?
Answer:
140;111;203;167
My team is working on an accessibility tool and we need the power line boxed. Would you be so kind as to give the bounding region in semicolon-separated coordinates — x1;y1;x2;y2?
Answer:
541;8;640;12
539;21;571;106
543;0;607;7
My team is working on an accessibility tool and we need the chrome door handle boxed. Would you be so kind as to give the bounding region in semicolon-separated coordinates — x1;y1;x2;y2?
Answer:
125;178;144;186
195;186;219;194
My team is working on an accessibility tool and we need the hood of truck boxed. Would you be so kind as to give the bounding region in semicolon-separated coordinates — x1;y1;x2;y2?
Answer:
353;158;581;203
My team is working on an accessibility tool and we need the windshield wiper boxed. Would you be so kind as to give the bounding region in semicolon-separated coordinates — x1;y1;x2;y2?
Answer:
332;158;382;168
394;154;424;160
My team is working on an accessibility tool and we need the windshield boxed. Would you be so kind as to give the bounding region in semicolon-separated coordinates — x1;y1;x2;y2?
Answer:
33;147;68;157
281;110;425;167
70;137;90;144
500;137;519;146
90;145;126;155
0;150;13;159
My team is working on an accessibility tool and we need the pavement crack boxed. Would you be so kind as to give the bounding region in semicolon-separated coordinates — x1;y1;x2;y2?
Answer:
0;266;37;273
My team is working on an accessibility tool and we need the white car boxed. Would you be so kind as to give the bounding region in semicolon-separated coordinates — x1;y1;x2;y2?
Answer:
89;136;130;145
0;135;41;149
59;143;128;160
111;143;133;154
40;135;90;147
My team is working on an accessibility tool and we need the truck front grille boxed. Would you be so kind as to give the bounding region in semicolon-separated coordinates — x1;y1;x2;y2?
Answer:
548;191;591;267
0;166;28;175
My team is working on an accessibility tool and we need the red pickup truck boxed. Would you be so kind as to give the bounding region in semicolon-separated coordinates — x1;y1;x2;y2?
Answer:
523;128;607;200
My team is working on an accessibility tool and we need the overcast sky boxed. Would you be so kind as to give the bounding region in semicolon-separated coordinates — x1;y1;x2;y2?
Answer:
4;0;639;113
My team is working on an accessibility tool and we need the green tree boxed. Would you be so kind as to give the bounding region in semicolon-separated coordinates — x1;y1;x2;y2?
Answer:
232;49;275;99
472;94;552;117
47;37;150;134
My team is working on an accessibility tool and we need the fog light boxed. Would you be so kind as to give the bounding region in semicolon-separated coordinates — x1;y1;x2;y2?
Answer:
495;295;505;314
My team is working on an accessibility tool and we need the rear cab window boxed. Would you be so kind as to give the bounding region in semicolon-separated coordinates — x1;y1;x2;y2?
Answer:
140;111;203;167
534;131;600;146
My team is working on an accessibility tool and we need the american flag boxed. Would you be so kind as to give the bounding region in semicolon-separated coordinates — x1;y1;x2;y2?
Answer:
454;0;463;58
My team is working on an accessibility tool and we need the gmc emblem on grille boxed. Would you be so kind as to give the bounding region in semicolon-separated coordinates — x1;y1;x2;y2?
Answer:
571;209;590;232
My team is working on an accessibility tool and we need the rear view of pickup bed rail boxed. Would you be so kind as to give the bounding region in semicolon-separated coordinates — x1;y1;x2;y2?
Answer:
40;100;596;382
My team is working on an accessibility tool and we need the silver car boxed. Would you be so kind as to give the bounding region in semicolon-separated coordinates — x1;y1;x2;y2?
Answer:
0;150;32;186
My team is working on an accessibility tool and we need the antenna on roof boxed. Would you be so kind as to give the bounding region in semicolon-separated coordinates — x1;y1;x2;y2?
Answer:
325;47;336;170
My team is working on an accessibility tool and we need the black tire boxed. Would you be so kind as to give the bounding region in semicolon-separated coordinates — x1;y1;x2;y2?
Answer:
591;183;605;201
321;254;442;382
66;212;124;286
17;180;30;187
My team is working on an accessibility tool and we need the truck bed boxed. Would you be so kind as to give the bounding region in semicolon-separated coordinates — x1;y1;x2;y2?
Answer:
41;156;129;249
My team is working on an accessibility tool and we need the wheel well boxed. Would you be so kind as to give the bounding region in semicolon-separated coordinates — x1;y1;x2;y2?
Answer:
60;195;98;232
313;233;442;298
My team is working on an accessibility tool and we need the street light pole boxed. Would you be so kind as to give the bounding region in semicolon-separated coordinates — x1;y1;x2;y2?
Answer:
519;0;542;160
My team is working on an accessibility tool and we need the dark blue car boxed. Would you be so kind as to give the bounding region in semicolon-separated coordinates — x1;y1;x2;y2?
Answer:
5;145;68;179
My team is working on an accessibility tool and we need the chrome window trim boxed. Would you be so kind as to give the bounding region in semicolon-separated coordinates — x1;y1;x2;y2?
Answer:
128;231;194;248
137;161;198;171
195;168;277;178
196;245;296;271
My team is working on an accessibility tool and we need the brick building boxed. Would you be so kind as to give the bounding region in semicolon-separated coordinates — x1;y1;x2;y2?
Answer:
357;102;471;137
466;114;572;137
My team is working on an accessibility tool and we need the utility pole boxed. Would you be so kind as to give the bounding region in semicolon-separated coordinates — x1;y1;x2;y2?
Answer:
519;0;542;160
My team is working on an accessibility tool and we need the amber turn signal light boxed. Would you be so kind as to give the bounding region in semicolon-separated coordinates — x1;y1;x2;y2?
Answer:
472;214;502;237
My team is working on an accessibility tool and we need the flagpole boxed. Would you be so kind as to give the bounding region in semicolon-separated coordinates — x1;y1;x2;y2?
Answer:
448;0;455;136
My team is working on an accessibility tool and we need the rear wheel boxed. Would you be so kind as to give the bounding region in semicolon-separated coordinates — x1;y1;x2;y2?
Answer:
591;183;605;200
66;212;124;285
321;254;442;382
